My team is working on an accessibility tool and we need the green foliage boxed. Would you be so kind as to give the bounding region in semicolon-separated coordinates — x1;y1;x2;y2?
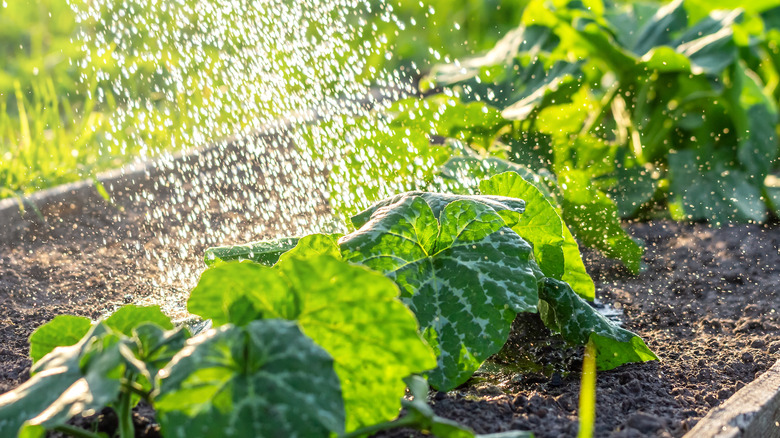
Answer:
156;320;345;437
479;172;594;300
342;193;541;389
421;0;780;229
0;323;125;437
187;255;437;432
204;183;657;394
3;180;658;437
1;306;186;438
204;236;301;267
28;314;92;364
538;278;658;371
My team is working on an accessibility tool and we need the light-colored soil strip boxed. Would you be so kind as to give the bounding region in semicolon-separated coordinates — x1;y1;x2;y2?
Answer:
684;358;780;438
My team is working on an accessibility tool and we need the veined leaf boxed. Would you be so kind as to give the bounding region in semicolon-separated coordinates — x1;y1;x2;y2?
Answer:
187;256;436;432
480;172;595;301
156;320;344;438
440;156;559;203
28;315;92;364
538;278;658;370
341;194;541;390
350;190;526;229
0;324;125;437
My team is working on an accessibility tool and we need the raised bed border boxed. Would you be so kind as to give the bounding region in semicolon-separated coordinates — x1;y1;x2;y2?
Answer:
684;358;780;438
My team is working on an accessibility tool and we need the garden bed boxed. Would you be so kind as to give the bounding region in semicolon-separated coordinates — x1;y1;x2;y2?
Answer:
0;141;778;437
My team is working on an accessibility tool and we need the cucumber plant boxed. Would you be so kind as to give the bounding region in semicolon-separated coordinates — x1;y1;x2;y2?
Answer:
0;172;657;437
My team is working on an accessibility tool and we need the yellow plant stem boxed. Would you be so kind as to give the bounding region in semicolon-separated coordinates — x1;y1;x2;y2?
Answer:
578;338;597;438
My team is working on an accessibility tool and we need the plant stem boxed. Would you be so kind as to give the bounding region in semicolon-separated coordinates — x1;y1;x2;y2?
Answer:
121;380;152;403
117;372;136;438
53;424;105;438
577;339;597;438
339;414;419;438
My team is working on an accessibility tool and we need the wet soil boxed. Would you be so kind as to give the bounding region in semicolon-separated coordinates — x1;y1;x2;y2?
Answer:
1;153;778;437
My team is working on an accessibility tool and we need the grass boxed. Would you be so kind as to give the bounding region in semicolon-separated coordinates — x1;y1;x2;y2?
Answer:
0;0;532;200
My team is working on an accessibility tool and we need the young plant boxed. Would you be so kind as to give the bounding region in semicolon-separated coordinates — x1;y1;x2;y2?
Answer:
206;172;658;392
0;305;187;438
186;253;437;433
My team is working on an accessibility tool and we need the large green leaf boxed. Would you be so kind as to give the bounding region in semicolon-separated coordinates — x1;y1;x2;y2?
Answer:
440;156;559;202
0;324;125;436
341;194;541;390
725;62;779;183
186;256;436;432
538;278;658;371
479;172;595;301
350;190;526;230
28;315;92;364
156;320;344;438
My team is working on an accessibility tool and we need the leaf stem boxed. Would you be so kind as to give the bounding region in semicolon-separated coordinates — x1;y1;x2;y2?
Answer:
117;371;136;438
53;424;106;438
121;380;152;403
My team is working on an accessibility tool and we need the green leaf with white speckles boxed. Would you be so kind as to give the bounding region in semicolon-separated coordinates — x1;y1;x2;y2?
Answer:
186;256;436;432
538;278;658;370
341;194;541;390
480;171;595;301
156;320;345;438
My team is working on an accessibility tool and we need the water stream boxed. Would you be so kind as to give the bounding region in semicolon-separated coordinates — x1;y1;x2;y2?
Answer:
69;0;426;308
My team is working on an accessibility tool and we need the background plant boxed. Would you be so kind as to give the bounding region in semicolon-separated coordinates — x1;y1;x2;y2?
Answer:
423;0;780;226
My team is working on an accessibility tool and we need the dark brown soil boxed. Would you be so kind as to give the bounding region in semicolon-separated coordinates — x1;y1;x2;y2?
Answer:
1;147;778;437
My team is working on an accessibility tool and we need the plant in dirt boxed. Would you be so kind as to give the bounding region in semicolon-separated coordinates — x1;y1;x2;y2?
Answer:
1;175;657;437
1;257;523;437
184;253;437;433
206;172;658;392
0;305;187;438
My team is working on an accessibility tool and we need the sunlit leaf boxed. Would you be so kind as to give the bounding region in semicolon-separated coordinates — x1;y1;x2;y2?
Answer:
341;194;541;390
187;256;436;432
